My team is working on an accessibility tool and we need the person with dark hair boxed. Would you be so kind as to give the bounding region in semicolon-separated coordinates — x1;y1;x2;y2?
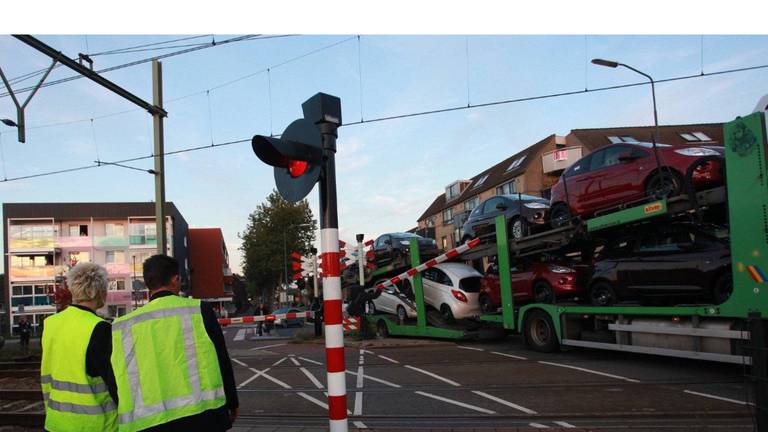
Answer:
18;315;31;352
110;255;239;431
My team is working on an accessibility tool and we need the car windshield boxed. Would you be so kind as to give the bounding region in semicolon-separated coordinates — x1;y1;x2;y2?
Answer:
392;232;420;239
502;193;545;201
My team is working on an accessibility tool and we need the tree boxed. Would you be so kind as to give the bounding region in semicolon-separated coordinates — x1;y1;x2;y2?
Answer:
239;190;316;303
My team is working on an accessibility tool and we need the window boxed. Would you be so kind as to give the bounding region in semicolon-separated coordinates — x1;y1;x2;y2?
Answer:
563;154;592;178
106;251;125;264
680;132;713;142
441;236;448;249
464;196;480;212
442;208;453;225
69;251;90;266
69;224;88;237
506;155;527;172
692;132;712;141
431;268;453;286
453;227;463;246
374;235;391;249
607;135;638;144
471;174;489;189
105;223;125;236
130;222;157;245
482;197;506;214
11;255;52;268
496;180;516;196
10;224;54;240
445;183;461;200
426;217;435;228
109;280;126;291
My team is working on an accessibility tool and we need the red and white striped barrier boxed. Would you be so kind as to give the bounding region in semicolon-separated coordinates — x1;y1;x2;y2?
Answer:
374;238;481;290
321;228;347;431
218;310;314;326
342;316;360;332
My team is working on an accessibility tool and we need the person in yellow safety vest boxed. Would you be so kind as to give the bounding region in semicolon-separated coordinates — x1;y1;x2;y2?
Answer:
40;262;118;431
110;254;239;432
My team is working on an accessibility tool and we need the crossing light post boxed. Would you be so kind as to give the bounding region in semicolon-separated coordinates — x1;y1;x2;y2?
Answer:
252;92;347;432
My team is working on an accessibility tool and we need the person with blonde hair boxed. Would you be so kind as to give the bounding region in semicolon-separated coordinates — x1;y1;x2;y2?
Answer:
40;262;118;431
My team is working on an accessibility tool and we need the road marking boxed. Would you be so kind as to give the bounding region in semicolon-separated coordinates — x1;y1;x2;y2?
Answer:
238;368;271;389
683;390;751;405
345;370;401;388
250;343;287;351
491;351;527;360
234;328;247;341
457;345;484;351
554;421;576;428
272;357;288;366
353;421;368;429
231;358;248;367
290;357;301;366
471;391;537;414
377;354;399;364
415;391;496;414
538;361;640;383
529;423;550;429
257;369;292;389
300;367;325;389
404;365;461;387
360;349;375;354
299;356;323;365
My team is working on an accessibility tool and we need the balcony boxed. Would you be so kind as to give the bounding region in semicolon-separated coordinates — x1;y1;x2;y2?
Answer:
106;263;131;275
129;235;157;248
56;236;92;248
93;236;129;248
9;238;55;251
9;265;64;281
542;146;583;174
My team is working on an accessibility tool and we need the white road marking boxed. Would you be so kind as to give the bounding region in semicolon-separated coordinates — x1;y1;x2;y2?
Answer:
554;421;576;428
356;366;364;388
257;370;292;389
354;390;363;416
300;367;325;389
457;345;484;351
298;356;323;365
238;368;271;389
354;347;365;416
405;365;461;387
272;357;288;366
231;358;248;367
250;343;287;351
360;349;375;354
345;370;401;388
377;355;399;364
297;391;352;415
414;391;496;414
234;329;246;341
290;357;301;366
471;391;538;414
683;390;751;405
538;361;640;383
529;423;550;429
490;351;527;360
353;421;368;429
1;401;17;409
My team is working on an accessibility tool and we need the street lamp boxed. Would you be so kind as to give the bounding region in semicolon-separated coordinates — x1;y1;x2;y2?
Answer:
591;58;668;193
1;118;17;127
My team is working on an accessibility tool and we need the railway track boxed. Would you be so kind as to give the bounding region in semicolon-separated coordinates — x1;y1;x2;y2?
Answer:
0;363;44;427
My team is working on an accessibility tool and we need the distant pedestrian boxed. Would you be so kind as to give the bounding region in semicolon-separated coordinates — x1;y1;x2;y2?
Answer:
310;296;323;337
41;262;117;431
17;315;31;352
254;302;269;336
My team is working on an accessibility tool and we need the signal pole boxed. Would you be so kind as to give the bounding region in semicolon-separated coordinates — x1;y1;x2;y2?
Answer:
152;60;167;255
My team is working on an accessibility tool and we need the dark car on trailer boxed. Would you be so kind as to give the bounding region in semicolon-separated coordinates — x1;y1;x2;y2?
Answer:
371;232;439;269
587;223;732;306
461;194;550;243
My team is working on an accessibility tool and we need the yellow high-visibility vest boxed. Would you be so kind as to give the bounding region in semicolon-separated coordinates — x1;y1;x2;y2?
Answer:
41;306;117;431
111;295;225;432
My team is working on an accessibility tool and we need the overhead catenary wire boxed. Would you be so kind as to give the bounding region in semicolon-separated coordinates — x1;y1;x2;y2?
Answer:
0;132;7;180
2;61;766;185
87;34;213;56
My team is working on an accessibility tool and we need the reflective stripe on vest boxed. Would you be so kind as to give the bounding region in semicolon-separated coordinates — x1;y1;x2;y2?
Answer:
44;392;117;415
41;375;109;394
113;303;225;425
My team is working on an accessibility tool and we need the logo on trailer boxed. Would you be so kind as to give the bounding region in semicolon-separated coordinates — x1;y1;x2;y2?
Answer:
643;202;663;214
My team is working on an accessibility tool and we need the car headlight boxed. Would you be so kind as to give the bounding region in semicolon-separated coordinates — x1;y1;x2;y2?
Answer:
674;147;720;156
524;202;549;209
548;265;574;273
400;240;411;246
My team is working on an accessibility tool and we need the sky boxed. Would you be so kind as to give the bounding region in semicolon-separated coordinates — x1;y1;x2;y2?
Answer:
1;34;767;274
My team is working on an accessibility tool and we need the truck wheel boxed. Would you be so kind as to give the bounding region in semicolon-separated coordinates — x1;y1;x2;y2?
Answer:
479;294;495;313
396;305;407;323
524;309;560;353
367;301;376;315
376;320;389;338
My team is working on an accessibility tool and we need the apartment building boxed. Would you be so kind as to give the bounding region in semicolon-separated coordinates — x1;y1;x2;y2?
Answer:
188;228;234;310
2;202;189;336
417;123;724;248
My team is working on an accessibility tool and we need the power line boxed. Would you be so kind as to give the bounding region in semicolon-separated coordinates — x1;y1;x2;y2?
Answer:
87;34;212;56
1;34;288;99
1;62;765;184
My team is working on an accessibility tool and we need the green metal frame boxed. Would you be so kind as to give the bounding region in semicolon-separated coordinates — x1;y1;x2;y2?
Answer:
371;237;467;339
587;199;667;232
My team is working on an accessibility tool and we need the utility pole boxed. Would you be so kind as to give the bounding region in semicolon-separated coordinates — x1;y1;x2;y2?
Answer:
152;60;167;255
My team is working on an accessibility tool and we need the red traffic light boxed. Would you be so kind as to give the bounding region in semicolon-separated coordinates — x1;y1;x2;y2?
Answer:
289;159;308;178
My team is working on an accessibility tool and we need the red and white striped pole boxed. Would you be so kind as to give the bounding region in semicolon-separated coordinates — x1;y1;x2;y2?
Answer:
312;95;347;432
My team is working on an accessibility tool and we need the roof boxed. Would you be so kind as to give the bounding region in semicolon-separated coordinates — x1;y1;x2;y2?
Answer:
568;123;723;150
2;202;186;222
418;135;555;221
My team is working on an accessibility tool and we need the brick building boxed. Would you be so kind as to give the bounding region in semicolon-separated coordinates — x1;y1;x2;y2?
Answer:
188;228;234;310
417;123;724;248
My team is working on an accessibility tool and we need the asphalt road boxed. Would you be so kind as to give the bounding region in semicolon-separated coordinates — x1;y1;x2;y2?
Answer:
221;323;756;431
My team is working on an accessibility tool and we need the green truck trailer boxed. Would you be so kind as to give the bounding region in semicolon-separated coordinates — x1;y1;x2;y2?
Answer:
373;111;768;366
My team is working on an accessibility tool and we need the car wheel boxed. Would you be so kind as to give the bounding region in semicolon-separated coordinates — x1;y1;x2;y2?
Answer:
396;305;407;322
440;304;455;323
510;217;528;240
524;309;560;353
401;280;414;301
590;281;616;306
479;294;495;313
646;170;682;200
533;281;556;304
367;301;376;315
713;272;733;305
376;320;389;338
550;203;571;228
